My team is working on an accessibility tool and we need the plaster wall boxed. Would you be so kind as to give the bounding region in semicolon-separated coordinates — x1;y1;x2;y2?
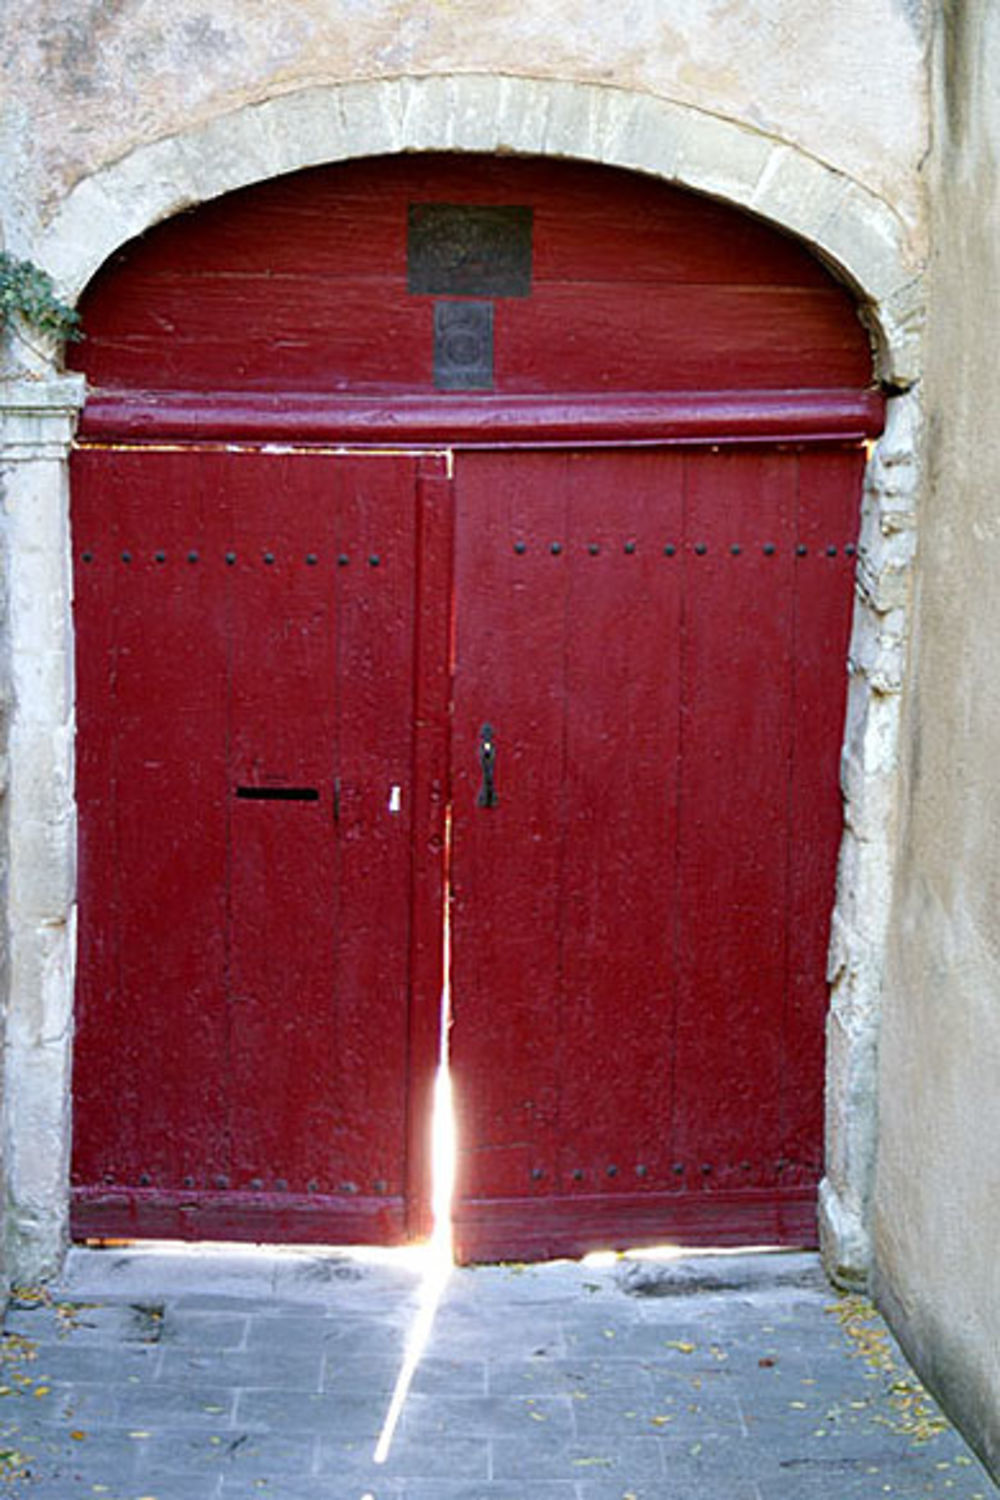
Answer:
1;1;928;251
872;0;1000;1478
0;4;929;1297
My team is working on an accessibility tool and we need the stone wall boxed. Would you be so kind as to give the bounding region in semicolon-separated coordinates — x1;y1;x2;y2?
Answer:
871;0;1000;1478
0;0;939;1386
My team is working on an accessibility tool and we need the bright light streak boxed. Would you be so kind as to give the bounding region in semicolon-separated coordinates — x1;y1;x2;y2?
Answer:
372;888;455;1466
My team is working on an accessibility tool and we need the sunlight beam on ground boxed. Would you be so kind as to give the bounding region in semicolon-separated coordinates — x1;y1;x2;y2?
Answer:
372;896;455;1467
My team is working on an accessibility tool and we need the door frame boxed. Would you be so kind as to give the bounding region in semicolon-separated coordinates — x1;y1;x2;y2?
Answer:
0;79;924;1282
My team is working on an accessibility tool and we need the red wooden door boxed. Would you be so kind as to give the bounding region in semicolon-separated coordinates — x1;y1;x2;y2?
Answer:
71;445;447;1243
449;444;863;1261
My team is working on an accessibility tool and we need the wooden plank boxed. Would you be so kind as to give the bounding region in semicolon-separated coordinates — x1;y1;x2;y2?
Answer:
79;389;886;446
453;1189;818;1264
77;280;868;395
72;155;872;401
673;451;798;1198
449;451;572;1205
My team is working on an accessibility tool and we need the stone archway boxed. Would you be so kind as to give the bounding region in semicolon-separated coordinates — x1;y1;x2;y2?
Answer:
0;74;923;1282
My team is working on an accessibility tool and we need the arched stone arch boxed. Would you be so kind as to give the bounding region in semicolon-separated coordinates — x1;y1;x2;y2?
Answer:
39;75;921;382
4;73;923;1281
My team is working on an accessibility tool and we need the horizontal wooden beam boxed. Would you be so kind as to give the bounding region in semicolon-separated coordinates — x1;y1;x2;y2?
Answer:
78;388;885;448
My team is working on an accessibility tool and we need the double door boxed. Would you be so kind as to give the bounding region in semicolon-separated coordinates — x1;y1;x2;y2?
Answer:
71;440;861;1257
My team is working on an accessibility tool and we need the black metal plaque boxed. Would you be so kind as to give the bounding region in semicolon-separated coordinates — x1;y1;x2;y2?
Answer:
433;301;494;390
409;204;533;297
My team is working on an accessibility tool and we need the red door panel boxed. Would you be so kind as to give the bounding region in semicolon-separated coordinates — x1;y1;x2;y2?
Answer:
449;446;860;1261
71;447;443;1244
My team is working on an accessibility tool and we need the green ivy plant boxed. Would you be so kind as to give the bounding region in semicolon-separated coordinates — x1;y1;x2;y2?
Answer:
0;251;81;345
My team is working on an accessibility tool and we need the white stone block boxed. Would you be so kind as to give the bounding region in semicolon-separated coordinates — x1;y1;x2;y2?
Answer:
752;144;850;251
7;917;76;1047
175;101;288;208
819;180;916;306
257;87;352;175
448;75;507;153
672;110;774;210
336;77;405;160
600;93;683;180
495;75;551;155
35;176;128;298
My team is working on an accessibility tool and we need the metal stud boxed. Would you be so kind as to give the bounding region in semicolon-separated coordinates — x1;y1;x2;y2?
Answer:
635;1164;648;1178
154;550;166;564
275;1178;288;1191
368;554;381;568
624;541;637;555
588;543;600;556
338;553;350;567
373;1179;388;1195
730;544;742;555
307;1179;319;1193
572;1168;584;1181
664;544;676;557
550;542;563;555
694;543;708;556
845;543;857;556
250;1177;263;1190
264;551;275;565
183;1175;194;1189
215;1174;229;1189
826;545;837;557
187;550;199;564
339;1181;359;1195
514;541;527;555
82;551;94;563
121;551;132;563
606;1164;618;1177
531;1167;544;1180
796;544;808;557
700;1163;713;1175
225;551;237;566
763;543;776;556
138;1172;151;1186
306;553;318;566
672;1162;685;1175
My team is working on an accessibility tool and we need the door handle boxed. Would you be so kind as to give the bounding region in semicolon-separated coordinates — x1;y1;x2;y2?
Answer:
477;723;498;808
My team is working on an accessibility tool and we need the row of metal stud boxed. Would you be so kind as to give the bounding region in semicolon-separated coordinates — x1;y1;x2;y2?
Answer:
80;551;384;567
118;1171;389;1194
529;1158;804;1181
515;541;857;557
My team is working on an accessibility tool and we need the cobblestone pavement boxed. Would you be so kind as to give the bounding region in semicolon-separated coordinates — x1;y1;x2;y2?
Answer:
0;1246;994;1500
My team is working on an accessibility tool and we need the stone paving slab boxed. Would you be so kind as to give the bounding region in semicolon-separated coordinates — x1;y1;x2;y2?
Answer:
0;1246;995;1499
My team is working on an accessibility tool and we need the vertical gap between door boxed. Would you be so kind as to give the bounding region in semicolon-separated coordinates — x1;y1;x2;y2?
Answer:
374;809;456;1467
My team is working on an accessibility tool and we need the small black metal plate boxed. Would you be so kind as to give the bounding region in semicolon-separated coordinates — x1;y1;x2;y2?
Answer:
434;301;494;390
409;204;533;297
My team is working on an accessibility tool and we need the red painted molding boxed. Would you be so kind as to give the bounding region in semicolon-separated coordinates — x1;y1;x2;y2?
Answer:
452;1188;819;1263
71;1185;407;1246
78;388;885;448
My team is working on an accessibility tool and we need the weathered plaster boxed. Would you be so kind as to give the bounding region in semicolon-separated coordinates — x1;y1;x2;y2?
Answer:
0;69;925;1286
872;0;1000;1477
0;2;928;252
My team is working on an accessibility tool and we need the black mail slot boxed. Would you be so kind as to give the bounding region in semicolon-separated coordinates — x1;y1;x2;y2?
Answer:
235;786;320;802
